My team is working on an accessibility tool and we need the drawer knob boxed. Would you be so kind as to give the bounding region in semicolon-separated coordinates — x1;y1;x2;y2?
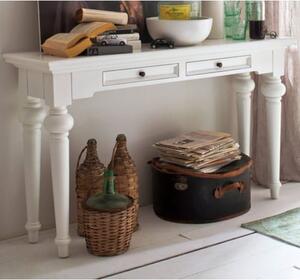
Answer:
139;71;146;77
216;62;223;68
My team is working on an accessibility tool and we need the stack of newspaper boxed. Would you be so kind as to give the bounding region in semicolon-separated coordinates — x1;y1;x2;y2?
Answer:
153;131;241;173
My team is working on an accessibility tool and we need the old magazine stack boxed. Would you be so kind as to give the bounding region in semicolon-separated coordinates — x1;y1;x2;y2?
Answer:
151;131;252;223
153;131;241;173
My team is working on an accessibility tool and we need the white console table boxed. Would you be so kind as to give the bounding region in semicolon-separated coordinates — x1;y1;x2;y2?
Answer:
3;38;295;258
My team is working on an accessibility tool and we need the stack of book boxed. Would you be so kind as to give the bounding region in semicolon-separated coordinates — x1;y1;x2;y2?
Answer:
153;131;241;173
42;8;140;58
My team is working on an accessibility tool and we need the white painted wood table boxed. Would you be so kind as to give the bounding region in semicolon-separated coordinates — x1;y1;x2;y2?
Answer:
3;38;295;258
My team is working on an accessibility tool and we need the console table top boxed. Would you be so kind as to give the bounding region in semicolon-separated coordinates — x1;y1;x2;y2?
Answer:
3;38;296;73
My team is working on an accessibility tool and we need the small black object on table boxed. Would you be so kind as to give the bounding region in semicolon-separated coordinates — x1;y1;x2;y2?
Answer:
151;39;175;49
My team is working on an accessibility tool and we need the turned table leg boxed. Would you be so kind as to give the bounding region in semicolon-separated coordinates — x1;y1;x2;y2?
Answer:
20;97;46;243
44;107;73;258
233;73;255;156
261;74;286;199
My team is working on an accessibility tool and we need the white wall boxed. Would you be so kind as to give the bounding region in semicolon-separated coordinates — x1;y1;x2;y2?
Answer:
0;1;40;240
0;1;236;240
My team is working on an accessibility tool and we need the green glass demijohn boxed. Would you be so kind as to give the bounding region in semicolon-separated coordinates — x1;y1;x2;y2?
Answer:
86;168;131;211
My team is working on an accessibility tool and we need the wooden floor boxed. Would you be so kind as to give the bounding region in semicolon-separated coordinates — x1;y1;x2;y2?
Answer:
113;233;300;279
1;183;300;278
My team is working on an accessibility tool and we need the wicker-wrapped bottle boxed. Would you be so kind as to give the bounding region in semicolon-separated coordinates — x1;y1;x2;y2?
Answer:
76;139;105;236
83;169;136;256
109;134;139;229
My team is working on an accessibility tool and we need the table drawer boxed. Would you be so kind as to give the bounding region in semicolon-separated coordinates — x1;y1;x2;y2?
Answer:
103;63;179;86
186;55;251;76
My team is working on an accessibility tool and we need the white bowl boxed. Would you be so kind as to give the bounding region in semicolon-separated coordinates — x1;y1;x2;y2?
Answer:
146;17;213;46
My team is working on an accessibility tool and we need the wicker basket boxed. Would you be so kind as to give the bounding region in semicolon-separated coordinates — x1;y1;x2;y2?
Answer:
110;134;139;230
83;198;136;256
76;139;105;236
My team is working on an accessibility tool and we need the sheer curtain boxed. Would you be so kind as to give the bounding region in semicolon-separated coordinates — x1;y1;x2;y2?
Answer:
252;1;300;185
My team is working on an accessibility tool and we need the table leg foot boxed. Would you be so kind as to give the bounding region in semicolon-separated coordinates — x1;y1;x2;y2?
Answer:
56;238;71;258
25;222;41;243
270;183;281;199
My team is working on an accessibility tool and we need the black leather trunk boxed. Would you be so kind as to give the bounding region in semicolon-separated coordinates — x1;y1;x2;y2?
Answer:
151;154;252;223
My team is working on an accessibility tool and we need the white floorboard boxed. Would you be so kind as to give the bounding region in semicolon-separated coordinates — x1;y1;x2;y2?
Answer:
1;183;300;278
186;240;300;279
112;234;300;279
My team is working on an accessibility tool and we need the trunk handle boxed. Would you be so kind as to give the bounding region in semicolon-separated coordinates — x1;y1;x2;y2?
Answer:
214;182;245;199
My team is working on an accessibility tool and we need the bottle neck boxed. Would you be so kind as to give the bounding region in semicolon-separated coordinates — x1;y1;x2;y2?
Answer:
104;174;115;195
85;141;100;164
86;148;98;160
247;1;265;21
115;140;129;156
